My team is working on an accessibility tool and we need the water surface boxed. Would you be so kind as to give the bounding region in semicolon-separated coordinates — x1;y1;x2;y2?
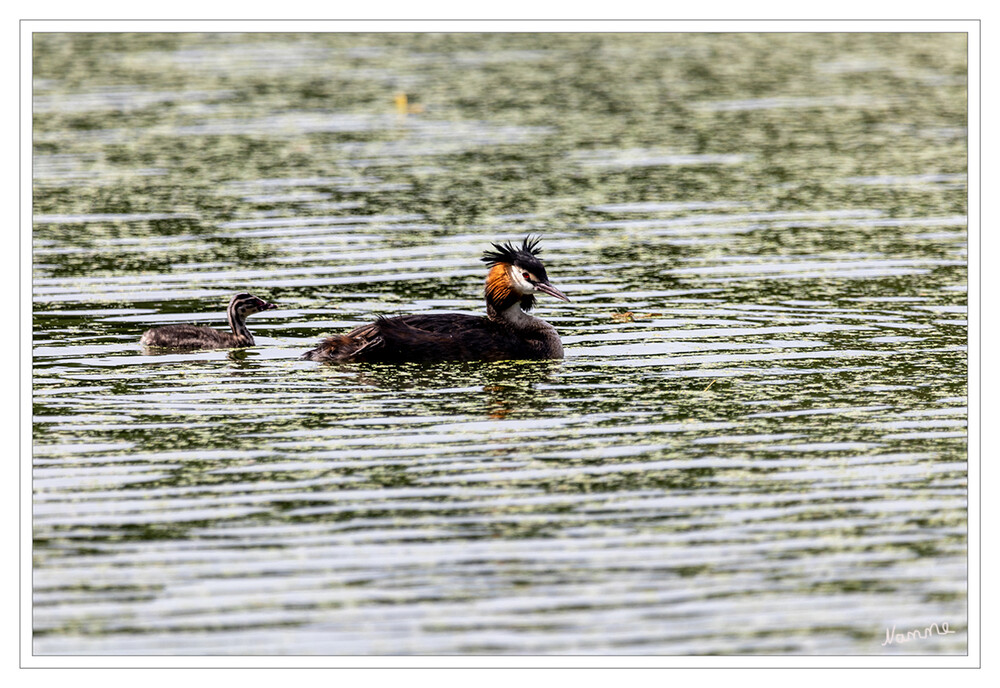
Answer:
32;32;967;655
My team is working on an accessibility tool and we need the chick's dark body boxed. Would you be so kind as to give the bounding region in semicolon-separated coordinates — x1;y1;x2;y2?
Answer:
140;324;250;350
139;293;277;351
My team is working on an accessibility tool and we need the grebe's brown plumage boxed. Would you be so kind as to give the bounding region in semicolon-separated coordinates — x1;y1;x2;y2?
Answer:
302;236;569;363
140;293;277;350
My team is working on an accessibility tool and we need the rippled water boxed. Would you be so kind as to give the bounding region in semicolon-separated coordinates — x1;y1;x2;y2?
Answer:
32;33;968;655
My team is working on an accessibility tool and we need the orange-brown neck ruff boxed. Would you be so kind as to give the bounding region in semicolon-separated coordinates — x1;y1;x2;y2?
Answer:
485;264;518;313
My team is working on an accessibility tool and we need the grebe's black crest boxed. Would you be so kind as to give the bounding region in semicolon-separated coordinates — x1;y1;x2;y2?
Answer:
482;235;549;281
302;236;569;364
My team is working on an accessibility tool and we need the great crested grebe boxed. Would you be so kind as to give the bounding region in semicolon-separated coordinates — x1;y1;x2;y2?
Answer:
140;293;277;350
302;236;570;363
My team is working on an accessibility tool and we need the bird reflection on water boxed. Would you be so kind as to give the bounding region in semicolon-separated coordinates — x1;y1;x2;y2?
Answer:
323;359;561;421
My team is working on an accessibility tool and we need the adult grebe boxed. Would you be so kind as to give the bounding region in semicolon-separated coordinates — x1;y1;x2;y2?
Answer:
301;236;570;363
140;293;277;350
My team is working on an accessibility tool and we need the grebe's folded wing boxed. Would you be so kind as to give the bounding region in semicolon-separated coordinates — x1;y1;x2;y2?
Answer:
363;314;502;361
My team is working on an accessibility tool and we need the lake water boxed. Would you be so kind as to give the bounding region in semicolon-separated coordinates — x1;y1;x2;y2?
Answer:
31;32;968;655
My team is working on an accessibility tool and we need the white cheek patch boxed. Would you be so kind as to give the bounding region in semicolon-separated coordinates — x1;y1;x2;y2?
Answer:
509;268;537;295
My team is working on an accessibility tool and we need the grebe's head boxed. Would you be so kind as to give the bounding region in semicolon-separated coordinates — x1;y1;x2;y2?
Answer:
229;293;278;318
481;235;570;303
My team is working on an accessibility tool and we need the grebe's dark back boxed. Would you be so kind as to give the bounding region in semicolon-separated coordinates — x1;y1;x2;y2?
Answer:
302;236;569;363
140;293;277;350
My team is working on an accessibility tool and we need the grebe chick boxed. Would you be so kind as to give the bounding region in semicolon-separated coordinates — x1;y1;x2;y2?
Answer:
302;236;570;364
140;293;277;350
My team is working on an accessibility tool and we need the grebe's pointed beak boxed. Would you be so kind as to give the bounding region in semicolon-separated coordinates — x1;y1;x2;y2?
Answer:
262;301;278;310
535;281;570;302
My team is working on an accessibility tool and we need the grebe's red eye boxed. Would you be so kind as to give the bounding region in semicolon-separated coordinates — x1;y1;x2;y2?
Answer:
522;272;531;281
